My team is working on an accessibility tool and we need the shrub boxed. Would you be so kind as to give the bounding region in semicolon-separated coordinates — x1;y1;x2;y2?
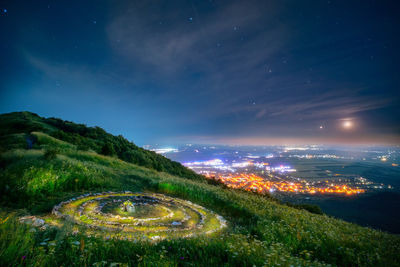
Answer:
285;202;324;215
101;142;116;156
43;148;58;160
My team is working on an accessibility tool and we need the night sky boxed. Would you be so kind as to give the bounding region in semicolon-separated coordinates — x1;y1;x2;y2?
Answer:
1;0;399;145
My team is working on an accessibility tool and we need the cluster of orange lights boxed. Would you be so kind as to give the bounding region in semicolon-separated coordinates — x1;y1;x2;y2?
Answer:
206;173;365;195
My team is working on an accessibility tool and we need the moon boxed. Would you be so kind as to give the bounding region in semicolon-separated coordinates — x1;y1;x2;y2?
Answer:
342;120;353;129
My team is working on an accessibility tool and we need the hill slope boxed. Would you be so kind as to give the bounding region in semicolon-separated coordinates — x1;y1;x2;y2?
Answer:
0;111;202;181
0;111;399;266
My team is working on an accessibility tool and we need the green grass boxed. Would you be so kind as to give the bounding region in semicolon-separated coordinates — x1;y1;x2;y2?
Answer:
0;111;203;180
32;131;77;151
0;113;399;266
47;192;226;240
1;147;399;266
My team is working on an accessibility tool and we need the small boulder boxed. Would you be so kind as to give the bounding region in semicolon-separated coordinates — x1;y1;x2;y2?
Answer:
33;218;45;227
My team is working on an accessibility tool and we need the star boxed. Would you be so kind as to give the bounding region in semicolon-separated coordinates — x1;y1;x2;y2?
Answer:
188;17;193;21
3;9;7;13
93;20;97;24
319;125;324;129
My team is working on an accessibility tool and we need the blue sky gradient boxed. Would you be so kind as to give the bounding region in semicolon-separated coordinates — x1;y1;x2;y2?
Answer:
1;0;399;145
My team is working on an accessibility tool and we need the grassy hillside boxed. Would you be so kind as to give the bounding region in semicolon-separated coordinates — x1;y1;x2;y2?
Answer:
0;112;399;266
0;111;202;181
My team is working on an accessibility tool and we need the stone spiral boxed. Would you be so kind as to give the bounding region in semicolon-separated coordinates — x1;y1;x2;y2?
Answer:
49;192;227;240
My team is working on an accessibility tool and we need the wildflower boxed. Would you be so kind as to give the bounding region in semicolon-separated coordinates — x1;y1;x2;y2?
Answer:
1;215;10;224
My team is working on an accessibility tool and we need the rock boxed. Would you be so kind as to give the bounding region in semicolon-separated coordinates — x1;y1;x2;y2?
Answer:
33;218;45;227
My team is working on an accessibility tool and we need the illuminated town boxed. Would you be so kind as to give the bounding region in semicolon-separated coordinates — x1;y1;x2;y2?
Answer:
204;173;365;195
184;159;366;195
148;144;398;197
169;145;399;196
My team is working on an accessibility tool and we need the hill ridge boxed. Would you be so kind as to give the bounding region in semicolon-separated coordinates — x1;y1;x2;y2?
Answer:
0;111;202;181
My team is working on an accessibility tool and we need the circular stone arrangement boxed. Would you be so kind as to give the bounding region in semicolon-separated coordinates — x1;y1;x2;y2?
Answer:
48;192;227;241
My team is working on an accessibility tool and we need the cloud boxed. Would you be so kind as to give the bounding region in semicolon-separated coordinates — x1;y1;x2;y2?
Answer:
164;133;400;146
106;1;285;75
106;0;396;138
9;0;397;144
259;90;391;119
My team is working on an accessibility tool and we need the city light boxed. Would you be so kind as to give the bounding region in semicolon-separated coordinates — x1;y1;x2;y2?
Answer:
205;173;365;195
267;165;297;173
232;161;252;168
184;159;235;172
151;148;179;154
184;159;224;166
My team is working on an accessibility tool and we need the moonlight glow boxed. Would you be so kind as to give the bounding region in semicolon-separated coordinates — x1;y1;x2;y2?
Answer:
342;121;353;129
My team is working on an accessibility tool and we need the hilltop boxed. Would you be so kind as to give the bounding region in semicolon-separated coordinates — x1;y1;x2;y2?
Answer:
0;111;399;266
0;111;201;180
